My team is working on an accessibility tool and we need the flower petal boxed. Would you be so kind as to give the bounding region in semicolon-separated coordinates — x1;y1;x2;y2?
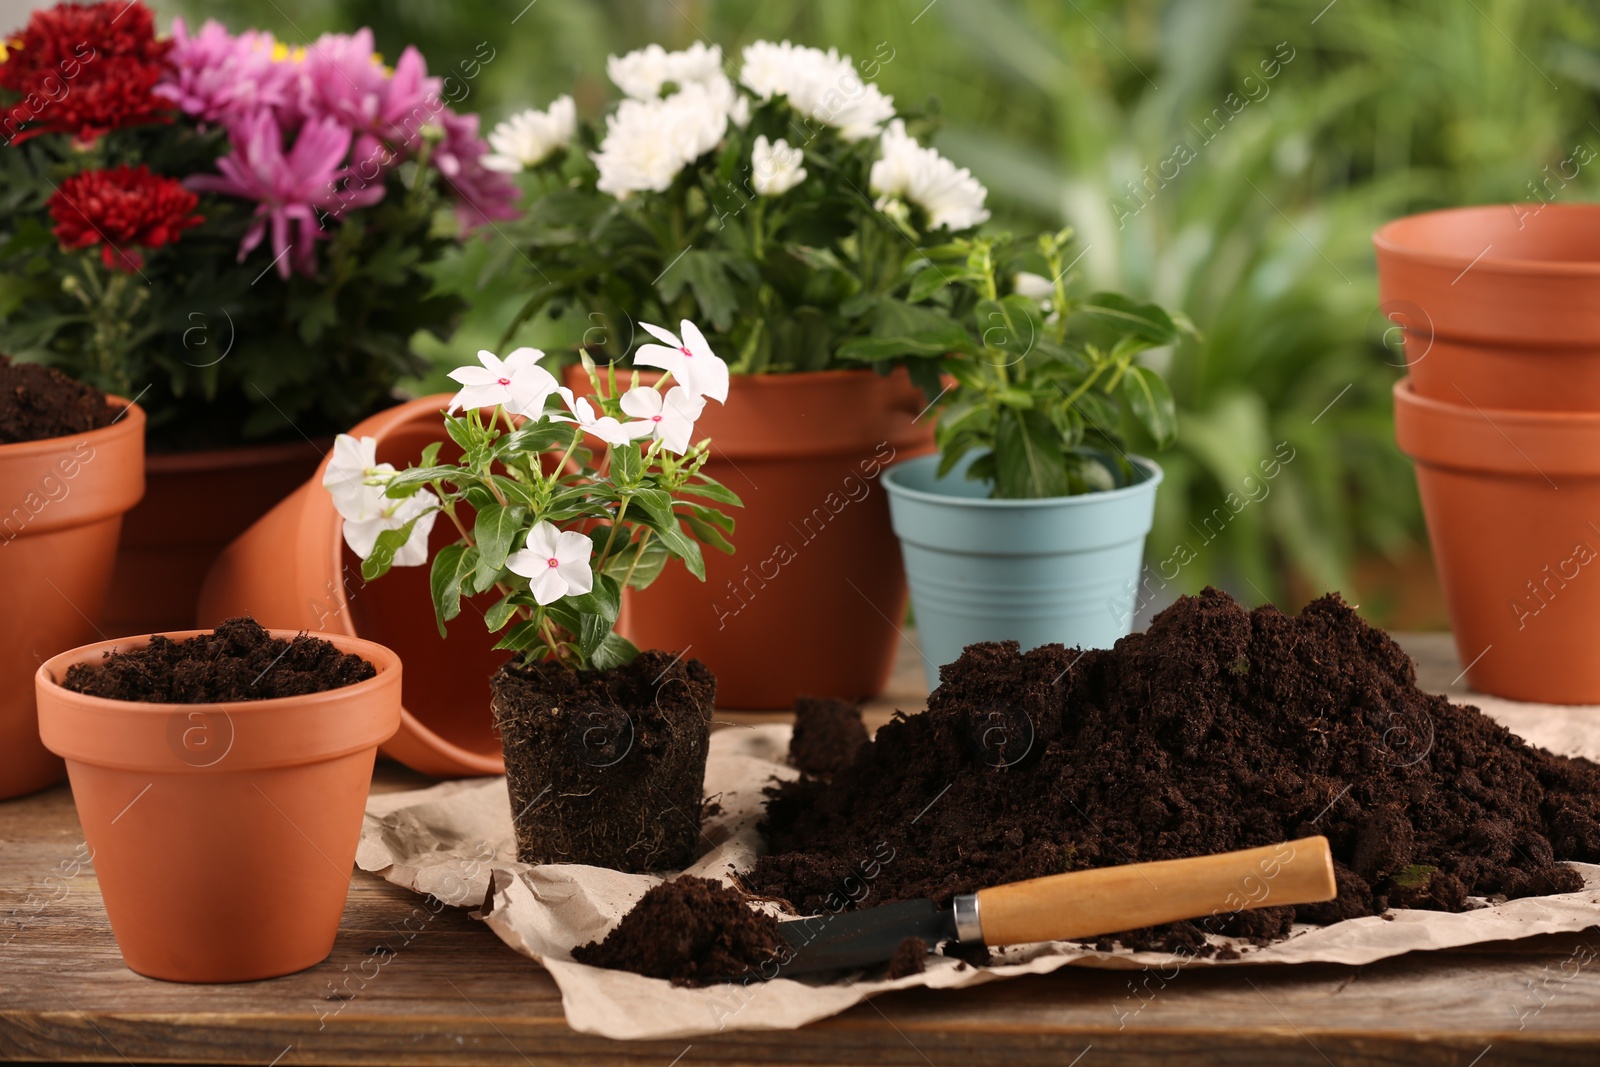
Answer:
638;320;681;348
619;387;663;419
523;520;561;560
529;565;568;605
556;557;593;597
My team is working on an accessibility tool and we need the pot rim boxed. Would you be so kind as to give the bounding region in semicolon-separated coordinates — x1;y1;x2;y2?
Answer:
1393;378;1600;476
0;396;141;460
36;627;401;717
1374;204;1600;277
882;452;1163;509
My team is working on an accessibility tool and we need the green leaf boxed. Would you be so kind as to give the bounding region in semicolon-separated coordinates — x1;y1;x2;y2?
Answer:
360;520;421;581
493;619;546;653
658;249;739;331
679;474;743;507
976;294;1044;364
629;487;677;529
994;407;1070;499
472;503;526;592
905;263;953;304
429;544;479;637
484;590;523;632
681;508;736;554
1074;293;1180;346
586;631;639;671
612;443;643;486
1121;365;1177;449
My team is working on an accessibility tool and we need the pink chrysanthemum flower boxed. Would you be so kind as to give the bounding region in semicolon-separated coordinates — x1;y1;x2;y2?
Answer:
431;108;522;230
155;18;300;128
297;28;439;175
187;111;383;279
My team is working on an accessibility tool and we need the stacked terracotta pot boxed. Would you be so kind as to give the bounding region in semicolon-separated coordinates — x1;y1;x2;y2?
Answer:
1377;203;1600;703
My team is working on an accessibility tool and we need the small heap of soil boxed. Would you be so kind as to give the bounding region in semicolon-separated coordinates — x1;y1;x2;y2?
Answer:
0;356;113;444
62;617;375;702
886;936;928;979
493;651;715;872
788;696;869;777
572;876;786;985
750;590;1600;952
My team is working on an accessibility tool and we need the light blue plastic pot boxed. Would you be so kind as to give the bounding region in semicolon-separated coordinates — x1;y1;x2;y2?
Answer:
883;452;1163;690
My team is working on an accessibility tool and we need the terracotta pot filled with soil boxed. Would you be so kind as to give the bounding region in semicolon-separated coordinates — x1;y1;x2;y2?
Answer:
0;357;144;801
565;365;934;709
35;618;401;982
749;589;1600;947
103;438;325;636
493;650;714;872
199;395;510;778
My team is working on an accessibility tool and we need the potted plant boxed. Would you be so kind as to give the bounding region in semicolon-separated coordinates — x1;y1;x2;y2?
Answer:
0;356;144;800
34;618;401;980
0;2;518;635
878;229;1189;688
330;323;736;866
478;40;998;708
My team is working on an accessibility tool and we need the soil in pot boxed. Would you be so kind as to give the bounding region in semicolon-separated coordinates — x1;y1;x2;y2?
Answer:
749;589;1600;953
494;650;715;872
572;875;787;985
0;356;114;443
788;696;869;778
61;616;376;701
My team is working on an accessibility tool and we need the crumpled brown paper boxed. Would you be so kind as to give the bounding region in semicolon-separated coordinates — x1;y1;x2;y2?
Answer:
357;722;1600;1041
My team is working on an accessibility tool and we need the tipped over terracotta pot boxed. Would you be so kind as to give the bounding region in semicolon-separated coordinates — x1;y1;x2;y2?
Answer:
1375;203;1600;411
0;399;144;801
35;629;401;982
198;395;509;777
1394;378;1600;703
565;365;935;709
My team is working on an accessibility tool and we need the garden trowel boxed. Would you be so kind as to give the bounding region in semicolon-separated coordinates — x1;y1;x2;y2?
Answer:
765;836;1336;978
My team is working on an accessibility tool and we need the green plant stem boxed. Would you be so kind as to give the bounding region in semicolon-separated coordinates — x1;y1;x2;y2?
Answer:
619;527;653;588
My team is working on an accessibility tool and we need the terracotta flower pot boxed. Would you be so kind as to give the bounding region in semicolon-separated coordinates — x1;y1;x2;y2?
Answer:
0;400;144;801
1375;204;1600;411
103;438;326;636
34;629;401;982
566;365;935;710
198;395;510;778
1394;378;1600;703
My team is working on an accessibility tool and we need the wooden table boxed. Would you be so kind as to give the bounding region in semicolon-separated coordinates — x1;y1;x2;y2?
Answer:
3;635;1598;1066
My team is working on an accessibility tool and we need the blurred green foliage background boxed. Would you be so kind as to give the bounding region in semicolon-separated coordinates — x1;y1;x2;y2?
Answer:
146;0;1600;624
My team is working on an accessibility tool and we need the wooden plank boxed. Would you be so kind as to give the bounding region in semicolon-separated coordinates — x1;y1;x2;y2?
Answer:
3;634;1599;1065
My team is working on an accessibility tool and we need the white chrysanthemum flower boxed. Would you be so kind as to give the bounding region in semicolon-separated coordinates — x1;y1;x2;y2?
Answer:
592;80;736;199
739;40;896;141
751;135;806;196
481;96;576;172
869;120;990;232
607;41;726;100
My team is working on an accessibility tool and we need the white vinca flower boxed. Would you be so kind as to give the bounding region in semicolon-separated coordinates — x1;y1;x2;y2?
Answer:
620;385;706;454
869;119;990;232
592;81;736;199
481;96;576;172
607;41;725;100
1013;271;1055;302
552;388;654;446
634;319;730;403
739;40;896;141
751;135;806;196
447;348;559;418
323;434;439;568
507;520;594;605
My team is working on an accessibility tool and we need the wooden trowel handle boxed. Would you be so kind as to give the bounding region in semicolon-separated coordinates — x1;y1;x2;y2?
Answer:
972;836;1336;947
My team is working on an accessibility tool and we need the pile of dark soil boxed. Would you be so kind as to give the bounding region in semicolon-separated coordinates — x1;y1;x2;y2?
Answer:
789;696;869;777
572;876;786;985
749;590;1600;951
493;651;714;872
62;617;375;702
0;356;113;444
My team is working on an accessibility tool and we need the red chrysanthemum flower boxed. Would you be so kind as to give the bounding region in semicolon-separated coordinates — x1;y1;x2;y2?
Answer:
49;164;202;271
0;1;173;145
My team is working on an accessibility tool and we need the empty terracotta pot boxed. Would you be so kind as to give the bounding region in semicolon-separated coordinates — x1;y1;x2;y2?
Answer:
104;438;325;636
0;400;144;801
1394;378;1600;703
198;395;509;777
35;629;401;982
566;365;936;709
1375;204;1600;410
